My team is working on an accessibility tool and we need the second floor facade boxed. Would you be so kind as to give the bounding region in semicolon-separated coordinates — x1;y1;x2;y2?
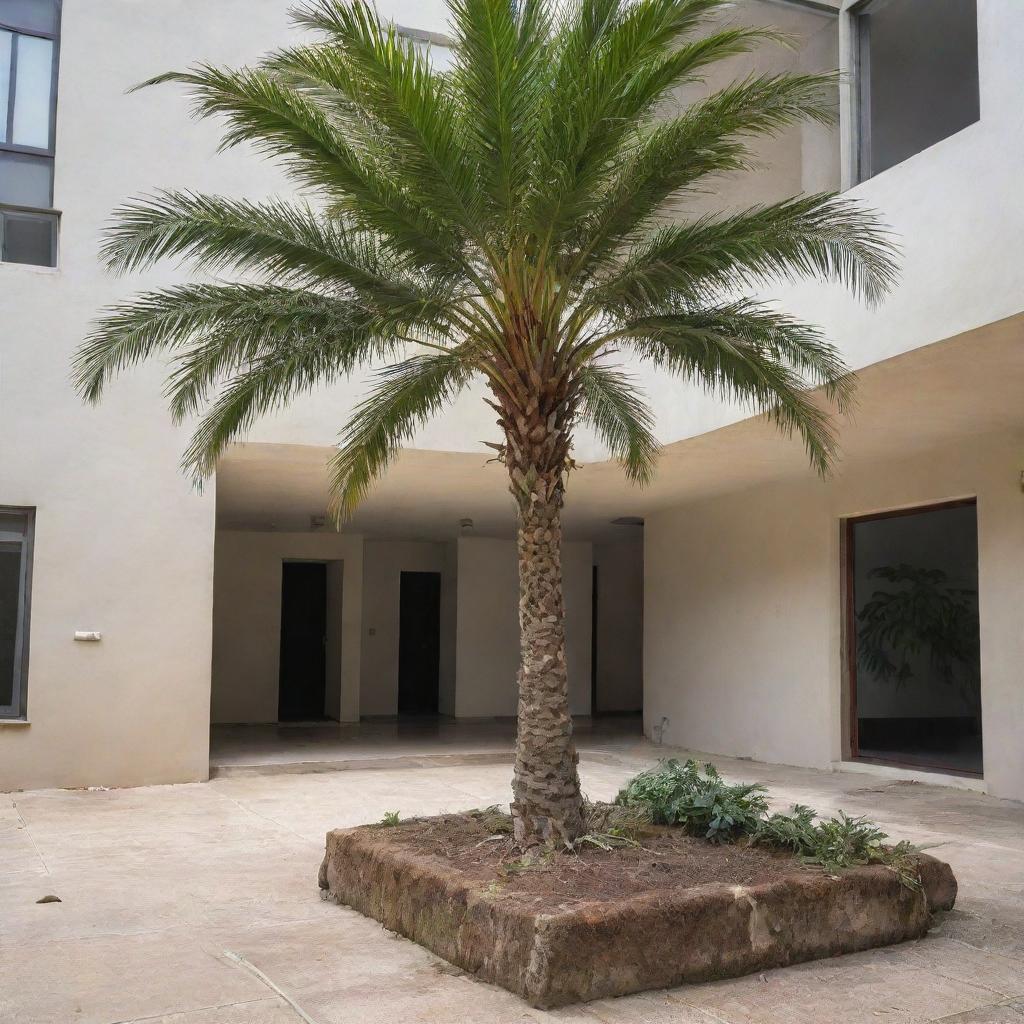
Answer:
2;0;1021;467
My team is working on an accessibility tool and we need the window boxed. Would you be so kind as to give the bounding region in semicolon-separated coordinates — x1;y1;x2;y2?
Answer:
855;0;979;182
0;508;34;720
0;0;60;266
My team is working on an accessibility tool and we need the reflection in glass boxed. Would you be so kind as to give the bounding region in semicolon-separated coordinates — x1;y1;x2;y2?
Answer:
12;33;54;149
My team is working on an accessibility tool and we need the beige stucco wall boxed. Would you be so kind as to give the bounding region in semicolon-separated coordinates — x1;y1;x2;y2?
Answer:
211;531;364;724
455;537;593;717
5;0;1024;794
644;429;1024;802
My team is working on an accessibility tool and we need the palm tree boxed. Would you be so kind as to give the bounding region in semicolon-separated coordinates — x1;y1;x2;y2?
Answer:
73;0;897;846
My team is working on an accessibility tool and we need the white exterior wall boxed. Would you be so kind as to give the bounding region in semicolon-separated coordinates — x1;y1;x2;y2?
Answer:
211;531;364;724
5;0;1024;792
359;540;452;716
455;537;593;718
644;429;1024;801
0;0;445;789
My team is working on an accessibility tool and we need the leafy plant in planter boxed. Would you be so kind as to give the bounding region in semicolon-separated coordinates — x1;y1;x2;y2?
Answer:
618;759;922;887
615;758;768;841
73;0;897;846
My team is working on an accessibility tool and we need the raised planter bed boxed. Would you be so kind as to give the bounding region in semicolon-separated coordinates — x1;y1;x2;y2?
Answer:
318;812;957;1008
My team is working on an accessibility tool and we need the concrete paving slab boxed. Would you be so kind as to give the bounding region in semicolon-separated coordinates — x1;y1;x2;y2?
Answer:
2;742;1023;1024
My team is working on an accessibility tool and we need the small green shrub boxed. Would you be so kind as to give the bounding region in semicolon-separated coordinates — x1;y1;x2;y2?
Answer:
615;758;769;842
380;810;401;826
757;808;922;889
755;803;818;853
616;760;921;889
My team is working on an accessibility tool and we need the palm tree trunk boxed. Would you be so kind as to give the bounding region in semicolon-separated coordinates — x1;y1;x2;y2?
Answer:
511;493;586;846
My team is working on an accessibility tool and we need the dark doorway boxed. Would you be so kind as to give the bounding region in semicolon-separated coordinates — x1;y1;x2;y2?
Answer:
278;561;327;721
846;500;982;776
398;571;441;716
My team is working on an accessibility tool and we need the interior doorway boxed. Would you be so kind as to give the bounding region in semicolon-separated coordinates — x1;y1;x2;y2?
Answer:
845;499;982;776
278;561;327;722
398;570;441;716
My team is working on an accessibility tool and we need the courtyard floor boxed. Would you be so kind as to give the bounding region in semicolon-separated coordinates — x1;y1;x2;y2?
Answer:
3;743;1024;1024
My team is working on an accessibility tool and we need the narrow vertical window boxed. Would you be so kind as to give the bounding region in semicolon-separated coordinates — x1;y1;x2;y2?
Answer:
0;0;61;267
0;508;34;720
855;0;979;182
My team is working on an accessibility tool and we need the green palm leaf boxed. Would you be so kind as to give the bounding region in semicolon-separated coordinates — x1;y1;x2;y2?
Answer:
577;363;660;484
328;350;477;518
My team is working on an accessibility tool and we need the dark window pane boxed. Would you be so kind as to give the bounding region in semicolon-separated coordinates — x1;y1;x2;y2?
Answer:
1;208;55;265
0;544;22;709
0;151;53;206
0;0;59;35
858;0;979;180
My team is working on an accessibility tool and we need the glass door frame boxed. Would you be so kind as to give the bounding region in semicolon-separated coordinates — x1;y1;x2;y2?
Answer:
842;496;982;778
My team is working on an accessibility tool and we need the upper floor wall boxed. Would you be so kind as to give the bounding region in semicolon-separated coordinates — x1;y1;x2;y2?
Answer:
2;0;1020;464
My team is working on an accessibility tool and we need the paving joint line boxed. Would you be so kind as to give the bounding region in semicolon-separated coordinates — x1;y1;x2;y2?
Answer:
223;948;320;1024
10;796;50;876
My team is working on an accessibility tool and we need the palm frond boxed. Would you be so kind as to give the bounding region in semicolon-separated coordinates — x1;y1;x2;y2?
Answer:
590;193;900;315
447;0;552;233
73;281;450;405
616;312;841;474
99;192;452;309
277;2;485;243
619;301;855;410
181;328;370;482
533;0;788;243
328;350;477;519
577;362;660;484
573;71;840;275
137;64;465;271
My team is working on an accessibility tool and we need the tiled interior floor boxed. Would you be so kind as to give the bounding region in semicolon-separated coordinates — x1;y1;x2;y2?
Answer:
4;742;1024;1024
209;713;645;775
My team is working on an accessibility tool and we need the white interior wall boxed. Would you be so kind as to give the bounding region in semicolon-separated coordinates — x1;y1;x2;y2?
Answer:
211;531;363;724
438;541;458;716
593;539;645;713
359;540;451;716
644;429;1024;802
455;537;592;718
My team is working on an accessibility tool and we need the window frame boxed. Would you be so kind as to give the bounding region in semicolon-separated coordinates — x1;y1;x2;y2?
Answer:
841;496;982;778
1;1;61;266
849;0;980;186
0;506;35;721
0;4;61;160
0;202;58;264
852;0;872;186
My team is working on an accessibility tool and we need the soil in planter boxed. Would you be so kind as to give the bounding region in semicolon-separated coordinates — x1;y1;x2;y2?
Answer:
369;812;815;909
